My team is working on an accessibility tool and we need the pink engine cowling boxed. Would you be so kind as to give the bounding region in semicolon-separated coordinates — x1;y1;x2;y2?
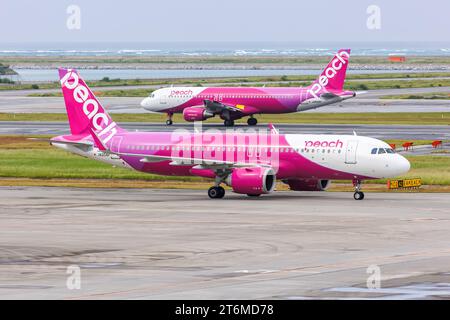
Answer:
283;179;330;191
183;107;214;122
226;167;276;195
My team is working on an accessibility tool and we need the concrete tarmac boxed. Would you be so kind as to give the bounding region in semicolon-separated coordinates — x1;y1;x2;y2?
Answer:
1;121;449;141
0;87;449;114
0;187;449;299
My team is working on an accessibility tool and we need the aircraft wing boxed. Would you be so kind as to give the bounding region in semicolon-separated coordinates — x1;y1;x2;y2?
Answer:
203;99;246;114
116;151;270;169
320;92;340;99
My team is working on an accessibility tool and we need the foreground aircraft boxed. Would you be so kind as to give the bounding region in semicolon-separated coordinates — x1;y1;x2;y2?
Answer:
141;49;355;126
50;69;410;200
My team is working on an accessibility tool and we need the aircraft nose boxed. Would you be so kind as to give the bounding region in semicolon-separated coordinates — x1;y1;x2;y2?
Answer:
395;155;411;175
140;97;151;108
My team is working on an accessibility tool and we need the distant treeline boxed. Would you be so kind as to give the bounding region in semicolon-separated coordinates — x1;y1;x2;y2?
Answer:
0;63;18;76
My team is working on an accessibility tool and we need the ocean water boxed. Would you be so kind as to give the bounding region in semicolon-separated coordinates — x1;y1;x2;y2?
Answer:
3;41;450;81
1;41;450;57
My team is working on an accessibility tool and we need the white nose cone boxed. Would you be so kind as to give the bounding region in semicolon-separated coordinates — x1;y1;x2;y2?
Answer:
396;155;411;175
140;97;150;108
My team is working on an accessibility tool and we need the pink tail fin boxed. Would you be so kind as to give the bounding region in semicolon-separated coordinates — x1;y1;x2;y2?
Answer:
308;49;351;98
58;68;124;142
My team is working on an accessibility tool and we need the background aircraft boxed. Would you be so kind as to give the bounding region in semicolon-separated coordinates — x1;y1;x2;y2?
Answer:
141;49;355;126
50;69;409;200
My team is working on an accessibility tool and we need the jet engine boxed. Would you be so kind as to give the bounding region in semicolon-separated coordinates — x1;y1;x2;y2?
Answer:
283;179;330;191
226;167;276;195
183;107;214;122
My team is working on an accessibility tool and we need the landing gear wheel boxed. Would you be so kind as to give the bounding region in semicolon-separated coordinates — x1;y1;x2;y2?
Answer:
208;186;225;199
353;191;365;200
247;194;261;197
166;113;173;126
352;179;364;200
224;120;235;127
247;117;257;126
217;186;225;198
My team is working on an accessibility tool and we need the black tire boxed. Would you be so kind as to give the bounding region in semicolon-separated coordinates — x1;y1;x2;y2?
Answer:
247;117;257;126
166;119;173;125
208;186;225;199
353;191;364;200
224;120;235;127
247;194;261;197
217;186;225;198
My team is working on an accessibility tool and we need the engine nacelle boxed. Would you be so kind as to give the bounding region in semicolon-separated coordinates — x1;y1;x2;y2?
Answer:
183;107;214;122
226;167;276;195
283;179;330;191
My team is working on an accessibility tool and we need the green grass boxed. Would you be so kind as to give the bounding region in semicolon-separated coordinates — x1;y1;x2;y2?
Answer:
371;156;450;185
1;112;449;125
0;135;449;192
383;139;444;147
28;88;152;97
0;135;449;186
0;148;200;181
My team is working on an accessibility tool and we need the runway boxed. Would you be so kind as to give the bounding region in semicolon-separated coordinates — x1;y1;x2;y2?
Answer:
0;87;449;114
1;121;449;141
1;187;449;299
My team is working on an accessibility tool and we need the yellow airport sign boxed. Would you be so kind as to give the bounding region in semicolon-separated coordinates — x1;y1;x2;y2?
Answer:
387;178;421;189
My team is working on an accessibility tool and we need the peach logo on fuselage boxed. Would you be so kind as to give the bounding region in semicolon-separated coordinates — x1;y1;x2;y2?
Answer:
308;51;349;99
169;89;193;96
60;69;117;144
305;139;343;148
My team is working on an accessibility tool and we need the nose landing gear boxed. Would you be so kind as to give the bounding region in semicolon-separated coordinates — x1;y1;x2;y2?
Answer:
166;113;173;125
353;179;365;200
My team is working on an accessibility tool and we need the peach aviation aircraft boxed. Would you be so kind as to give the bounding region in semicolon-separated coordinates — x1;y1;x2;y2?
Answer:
49;68;410;200
141;49;355;126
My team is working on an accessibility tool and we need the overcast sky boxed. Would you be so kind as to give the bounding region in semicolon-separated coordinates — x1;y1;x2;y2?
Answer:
1;0;449;43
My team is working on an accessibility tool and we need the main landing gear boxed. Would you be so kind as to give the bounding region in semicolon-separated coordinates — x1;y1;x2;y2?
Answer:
166;113;173;126
353;179;365;200
247;117;257;126
224;119;235;127
223;118;257;127
208;186;225;199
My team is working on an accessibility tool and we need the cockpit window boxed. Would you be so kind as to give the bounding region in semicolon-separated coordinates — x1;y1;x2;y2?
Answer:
150;93;155;98
372;147;395;154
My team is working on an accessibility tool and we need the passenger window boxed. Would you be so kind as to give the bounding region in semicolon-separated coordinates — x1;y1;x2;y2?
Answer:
378;148;386;154
371;148;377;154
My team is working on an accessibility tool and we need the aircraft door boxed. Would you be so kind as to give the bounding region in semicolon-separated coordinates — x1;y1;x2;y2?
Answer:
345;140;358;164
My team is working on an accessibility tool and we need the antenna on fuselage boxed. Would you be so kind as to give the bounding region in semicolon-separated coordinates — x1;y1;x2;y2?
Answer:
353;130;357;136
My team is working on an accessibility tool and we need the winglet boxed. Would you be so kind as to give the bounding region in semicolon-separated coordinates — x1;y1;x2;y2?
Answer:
89;128;108;151
268;123;279;134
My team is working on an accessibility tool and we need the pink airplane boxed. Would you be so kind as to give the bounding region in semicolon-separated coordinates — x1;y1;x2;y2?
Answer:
50;69;410;200
141;49;355;126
